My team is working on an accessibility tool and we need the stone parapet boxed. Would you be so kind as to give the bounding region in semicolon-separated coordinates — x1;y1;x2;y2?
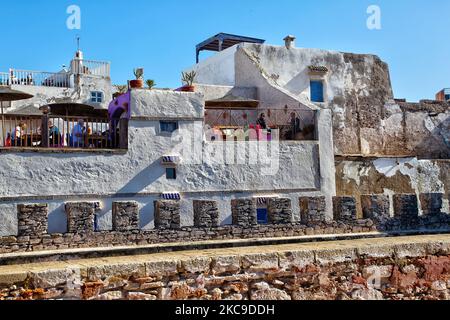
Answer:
393;194;419;219
65;202;101;234
267;198;293;224
231;199;257;227
17;204;48;237
361;195;390;222
299;196;327;224
193;200;220;228
420;193;443;216
112;202;140;232
333;196;358;222
154;200;181;229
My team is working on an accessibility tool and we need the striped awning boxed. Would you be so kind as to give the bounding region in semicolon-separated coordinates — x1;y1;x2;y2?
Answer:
161;193;181;200
255;196;279;205
161;156;181;165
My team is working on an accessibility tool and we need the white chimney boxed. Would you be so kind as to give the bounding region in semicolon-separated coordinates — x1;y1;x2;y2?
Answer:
284;35;296;49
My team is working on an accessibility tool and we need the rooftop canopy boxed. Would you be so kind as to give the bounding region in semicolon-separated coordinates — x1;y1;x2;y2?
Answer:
196;33;265;63
205;93;259;110
41;103;108;118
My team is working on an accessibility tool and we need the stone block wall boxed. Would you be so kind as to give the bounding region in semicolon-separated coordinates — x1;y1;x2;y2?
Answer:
299;197;327;224
333;197;358;222
361;195;390;222
393;194;419;219
65;202;100;234
17;204;48;237
112;202;140;232
267;198;293;224
193;200;219;228
231;199;257;227
3;235;450;301
154;200;181;229
420;193;443;216
0;194;449;255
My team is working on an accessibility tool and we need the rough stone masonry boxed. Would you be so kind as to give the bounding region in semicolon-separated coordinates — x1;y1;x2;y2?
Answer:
1;234;450;300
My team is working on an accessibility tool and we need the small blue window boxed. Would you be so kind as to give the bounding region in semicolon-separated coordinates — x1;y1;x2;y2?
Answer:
166;168;177;180
310;81;324;103
91;91;103;103
160;121;178;133
445;94;450;101
257;208;268;224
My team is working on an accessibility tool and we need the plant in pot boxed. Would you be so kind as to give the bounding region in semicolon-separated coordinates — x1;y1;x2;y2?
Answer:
181;71;196;92
146;79;156;89
113;85;128;98
130;68;144;88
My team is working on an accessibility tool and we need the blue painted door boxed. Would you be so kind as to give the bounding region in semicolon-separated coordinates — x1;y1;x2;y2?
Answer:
257;208;268;224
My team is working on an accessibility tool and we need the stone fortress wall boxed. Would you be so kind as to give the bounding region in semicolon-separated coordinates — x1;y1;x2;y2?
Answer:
1;193;448;254
2;234;450;300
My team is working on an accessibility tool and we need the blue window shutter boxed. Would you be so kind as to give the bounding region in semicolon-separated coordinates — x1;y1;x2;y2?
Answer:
310;81;324;102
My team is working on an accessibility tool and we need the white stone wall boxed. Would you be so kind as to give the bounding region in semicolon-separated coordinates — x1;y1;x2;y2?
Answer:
0;89;336;236
187;46;237;86
9;74;112;111
131;89;204;119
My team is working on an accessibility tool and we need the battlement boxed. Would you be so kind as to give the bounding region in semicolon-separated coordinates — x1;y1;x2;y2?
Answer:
1;193;448;255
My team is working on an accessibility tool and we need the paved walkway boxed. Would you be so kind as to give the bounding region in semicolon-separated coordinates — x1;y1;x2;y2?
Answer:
0;234;449;282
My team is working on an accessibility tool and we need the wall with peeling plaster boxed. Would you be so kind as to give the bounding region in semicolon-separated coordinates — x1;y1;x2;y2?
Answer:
187;43;449;159
336;157;450;217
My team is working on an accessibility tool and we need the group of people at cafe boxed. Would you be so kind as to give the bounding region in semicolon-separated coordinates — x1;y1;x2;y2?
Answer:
4;119;95;148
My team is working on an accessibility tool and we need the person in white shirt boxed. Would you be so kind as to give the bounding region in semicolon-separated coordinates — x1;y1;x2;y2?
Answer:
12;122;26;146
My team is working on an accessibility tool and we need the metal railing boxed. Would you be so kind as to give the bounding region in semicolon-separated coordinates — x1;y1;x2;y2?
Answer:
0;72;8;86
1;115;127;150
5;69;70;88
0;115;42;148
205;108;317;141
45;116;119;149
70;59;110;78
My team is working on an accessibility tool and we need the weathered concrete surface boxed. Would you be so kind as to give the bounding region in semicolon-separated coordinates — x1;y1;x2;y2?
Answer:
10;74;112;112
2;234;450;300
188;43;450;158
130;89;204;119
336;158;450;217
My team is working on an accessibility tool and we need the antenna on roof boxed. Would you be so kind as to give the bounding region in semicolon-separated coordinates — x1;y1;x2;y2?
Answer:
76;35;80;51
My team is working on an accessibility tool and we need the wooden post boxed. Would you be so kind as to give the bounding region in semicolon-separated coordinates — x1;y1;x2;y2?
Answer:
119;118;129;149
41;114;49;148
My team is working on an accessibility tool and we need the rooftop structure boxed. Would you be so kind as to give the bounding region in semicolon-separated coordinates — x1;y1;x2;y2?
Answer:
196;33;265;63
436;88;450;101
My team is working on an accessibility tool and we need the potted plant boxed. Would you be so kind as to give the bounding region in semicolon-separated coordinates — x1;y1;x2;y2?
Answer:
146;79;156;89
130;68;144;88
113;85;128;98
181;71;196;92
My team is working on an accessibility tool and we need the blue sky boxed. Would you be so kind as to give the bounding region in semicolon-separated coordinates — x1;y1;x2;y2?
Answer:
0;0;448;101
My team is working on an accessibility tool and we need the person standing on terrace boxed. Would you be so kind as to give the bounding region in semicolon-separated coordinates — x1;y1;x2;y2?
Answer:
257;113;267;129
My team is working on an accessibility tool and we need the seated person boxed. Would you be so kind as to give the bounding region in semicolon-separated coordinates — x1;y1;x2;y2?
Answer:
5;133;11;147
48;120;62;147
11;122;26;147
71;119;86;147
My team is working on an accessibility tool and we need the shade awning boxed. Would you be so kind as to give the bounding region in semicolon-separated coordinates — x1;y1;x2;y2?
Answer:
0;87;34;102
41;103;108;118
5;105;43;116
206;94;259;110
